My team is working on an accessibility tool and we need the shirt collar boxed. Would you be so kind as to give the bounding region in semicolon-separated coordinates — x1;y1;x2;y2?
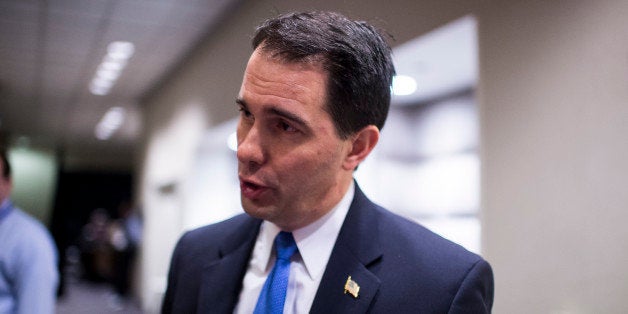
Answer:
0;198;13;222
257;182;354;281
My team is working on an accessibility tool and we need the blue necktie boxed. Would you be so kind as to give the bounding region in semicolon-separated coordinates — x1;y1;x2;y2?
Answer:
253;231;298;314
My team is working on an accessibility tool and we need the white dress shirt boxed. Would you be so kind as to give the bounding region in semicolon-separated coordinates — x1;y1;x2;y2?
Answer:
234;182;354;314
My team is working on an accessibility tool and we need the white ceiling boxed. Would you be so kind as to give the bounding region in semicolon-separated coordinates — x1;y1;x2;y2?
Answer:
0;1;476;169
391;15;477;106
0;0;240;166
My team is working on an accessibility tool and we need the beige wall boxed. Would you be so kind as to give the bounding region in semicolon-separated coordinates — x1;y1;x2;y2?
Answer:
479;0;628;312
138;0;628;312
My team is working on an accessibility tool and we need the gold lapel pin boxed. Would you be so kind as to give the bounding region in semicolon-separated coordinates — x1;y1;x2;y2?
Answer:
344;276;360;299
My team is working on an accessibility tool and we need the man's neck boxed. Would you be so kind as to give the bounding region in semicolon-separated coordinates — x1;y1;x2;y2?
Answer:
278;176;353;231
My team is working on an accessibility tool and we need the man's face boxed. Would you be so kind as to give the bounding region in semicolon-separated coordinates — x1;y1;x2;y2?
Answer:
236;49;354;231
0;163;11;203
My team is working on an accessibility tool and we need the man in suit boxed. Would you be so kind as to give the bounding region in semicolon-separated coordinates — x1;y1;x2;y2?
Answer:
162;11;494;313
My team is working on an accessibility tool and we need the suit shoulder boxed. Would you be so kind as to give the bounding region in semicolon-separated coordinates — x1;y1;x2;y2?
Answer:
182;214;254;239
175;214;259;255
375;206;485;268
372;207;493;310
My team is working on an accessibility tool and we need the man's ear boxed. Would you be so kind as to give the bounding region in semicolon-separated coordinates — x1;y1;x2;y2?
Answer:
342;125;380;171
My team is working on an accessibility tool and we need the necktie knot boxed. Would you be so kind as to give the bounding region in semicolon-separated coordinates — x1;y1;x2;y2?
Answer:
275;231;297;261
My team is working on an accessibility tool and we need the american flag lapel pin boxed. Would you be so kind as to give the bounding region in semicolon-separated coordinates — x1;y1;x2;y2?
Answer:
344;276;360;299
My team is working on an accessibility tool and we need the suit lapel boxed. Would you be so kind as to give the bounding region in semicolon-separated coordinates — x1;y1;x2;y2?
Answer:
310;184;383;313
197;217;261;313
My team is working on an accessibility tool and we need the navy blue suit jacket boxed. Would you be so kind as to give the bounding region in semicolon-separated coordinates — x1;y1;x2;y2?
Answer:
162;184;494;313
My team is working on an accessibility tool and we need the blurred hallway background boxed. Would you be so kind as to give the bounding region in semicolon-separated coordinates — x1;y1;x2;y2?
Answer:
56;268;142;314
2;0;628;313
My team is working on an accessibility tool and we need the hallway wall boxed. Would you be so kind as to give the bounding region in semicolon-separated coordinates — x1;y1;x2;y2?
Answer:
479;0;628;312
8;146;58;225
138;0;628;312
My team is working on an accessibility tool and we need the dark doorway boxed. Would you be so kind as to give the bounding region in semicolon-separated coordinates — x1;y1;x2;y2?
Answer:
50;170;133;296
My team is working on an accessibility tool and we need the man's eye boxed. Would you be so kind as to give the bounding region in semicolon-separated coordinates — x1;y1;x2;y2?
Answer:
279;121;297;133
238;107;252;118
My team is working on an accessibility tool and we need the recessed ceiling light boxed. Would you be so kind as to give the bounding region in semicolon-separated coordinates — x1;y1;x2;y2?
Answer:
95;107;126;140
107;41;135;60
100;60;125;71
96;68;121;81
89;83;109;96
89;41;135;96
392;75;418;96
227;132;238;151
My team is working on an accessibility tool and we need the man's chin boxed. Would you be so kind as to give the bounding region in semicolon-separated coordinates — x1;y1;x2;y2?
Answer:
241;200;274;220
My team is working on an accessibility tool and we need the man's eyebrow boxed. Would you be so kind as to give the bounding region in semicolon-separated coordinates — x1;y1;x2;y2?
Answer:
235;98;247;108
235;97;311;130
266;106;310;130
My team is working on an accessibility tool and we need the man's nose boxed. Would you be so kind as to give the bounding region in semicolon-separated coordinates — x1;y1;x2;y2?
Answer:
236;124;265;168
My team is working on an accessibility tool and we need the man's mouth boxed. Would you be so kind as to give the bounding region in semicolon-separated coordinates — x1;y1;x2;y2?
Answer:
239;179;269;199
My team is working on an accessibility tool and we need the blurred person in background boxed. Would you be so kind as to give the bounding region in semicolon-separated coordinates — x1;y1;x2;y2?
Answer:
78;208;111;283
109;201;142;302
0;151;59;314
162;11;493;313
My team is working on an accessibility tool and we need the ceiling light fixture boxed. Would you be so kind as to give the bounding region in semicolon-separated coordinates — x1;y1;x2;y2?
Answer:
227;132;238;151
392;75;418;96
95;107;126;140
89;41;135;96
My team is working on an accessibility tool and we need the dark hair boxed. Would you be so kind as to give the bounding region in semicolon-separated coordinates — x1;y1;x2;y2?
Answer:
252;11;395;139
0;151;10;179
